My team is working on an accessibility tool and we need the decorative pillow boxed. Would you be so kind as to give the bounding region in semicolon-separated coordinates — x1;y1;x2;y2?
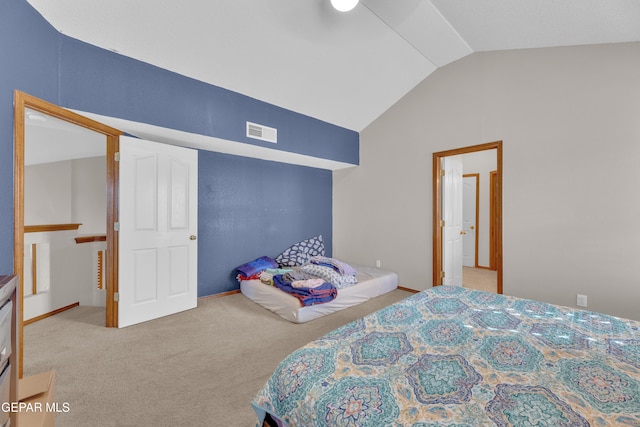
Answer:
275;235;325;267
309;256;357;276
235;256;278;277
301;264;358;289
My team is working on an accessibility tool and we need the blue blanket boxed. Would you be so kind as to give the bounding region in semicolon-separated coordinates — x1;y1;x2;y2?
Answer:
273;275;337;307
234;256;278;277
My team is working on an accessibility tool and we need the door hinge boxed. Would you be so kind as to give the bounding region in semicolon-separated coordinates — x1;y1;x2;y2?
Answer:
113;222;120;231
114;152;120;162
440;271;445;278
440;169;445;176
113;292;119;302
440;220;445;227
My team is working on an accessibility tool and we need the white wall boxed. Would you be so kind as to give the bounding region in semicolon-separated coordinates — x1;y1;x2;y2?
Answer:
25;160;73;225
24;156;107;318
26;156;106;232
334;42;640;321
72;156;107;234
23;231;106;319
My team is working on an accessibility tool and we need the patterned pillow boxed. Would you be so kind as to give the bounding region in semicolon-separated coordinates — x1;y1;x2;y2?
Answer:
276;235;325;267
301;263;358;289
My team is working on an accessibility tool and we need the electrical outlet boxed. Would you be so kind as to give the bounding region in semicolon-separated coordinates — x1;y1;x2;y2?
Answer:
576;294;588;308
375;260;381;268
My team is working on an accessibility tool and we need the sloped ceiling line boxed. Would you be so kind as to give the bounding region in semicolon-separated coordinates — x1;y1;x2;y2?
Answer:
361;2;439;69
25;0;640;131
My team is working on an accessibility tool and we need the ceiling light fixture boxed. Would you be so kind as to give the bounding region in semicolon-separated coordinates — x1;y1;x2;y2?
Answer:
26;111;48;122
331;0;359;12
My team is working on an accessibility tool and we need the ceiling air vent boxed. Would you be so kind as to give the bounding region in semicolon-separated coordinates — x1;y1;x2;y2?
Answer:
246;121;277;143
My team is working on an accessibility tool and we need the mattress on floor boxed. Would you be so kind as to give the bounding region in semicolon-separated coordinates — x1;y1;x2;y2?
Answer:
240;264;398;323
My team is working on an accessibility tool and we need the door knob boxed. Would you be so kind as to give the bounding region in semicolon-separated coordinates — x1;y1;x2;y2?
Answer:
190;235;197;240
460;230;467;235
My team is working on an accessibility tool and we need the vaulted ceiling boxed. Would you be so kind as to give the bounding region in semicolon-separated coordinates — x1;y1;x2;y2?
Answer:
26;0;640;132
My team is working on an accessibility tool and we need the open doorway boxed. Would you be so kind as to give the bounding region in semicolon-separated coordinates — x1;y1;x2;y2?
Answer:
432;141;502;294
14;91;122;377
23;107;107;323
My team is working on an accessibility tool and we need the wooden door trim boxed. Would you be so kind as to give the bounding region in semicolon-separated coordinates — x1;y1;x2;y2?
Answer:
433;141;503;294
14;91;122;377
489;170;498;271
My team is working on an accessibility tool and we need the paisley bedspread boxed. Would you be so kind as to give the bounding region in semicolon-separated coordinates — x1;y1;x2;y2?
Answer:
252;286;640;426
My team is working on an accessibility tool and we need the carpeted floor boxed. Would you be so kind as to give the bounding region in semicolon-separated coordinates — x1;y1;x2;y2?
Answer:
462;266;497;293
23;289;413;427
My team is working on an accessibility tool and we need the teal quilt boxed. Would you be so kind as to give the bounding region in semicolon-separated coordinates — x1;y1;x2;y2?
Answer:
252;286;640;426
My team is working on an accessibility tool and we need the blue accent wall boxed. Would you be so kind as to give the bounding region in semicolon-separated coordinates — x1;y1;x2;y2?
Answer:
0;0;356;295
0;0;61;274
198;152;332;296
57;36;358;163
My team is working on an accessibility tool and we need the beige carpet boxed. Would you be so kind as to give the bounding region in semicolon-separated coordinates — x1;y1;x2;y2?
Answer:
23;289;413;427
463;267;497;293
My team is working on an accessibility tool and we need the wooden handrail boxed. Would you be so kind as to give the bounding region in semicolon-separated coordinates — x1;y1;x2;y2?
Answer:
75;235;107;244
24;223;82;233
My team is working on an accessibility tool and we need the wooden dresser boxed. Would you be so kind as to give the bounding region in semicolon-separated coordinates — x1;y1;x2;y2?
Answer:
0;275;18;426
0;275;56;426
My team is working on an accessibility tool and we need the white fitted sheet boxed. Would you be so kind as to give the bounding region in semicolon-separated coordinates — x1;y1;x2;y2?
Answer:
240;264;398;323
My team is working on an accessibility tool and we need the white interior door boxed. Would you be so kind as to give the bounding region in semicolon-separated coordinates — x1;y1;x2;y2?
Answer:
462;176;477;267
118;136;198;327
442;156;463;286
